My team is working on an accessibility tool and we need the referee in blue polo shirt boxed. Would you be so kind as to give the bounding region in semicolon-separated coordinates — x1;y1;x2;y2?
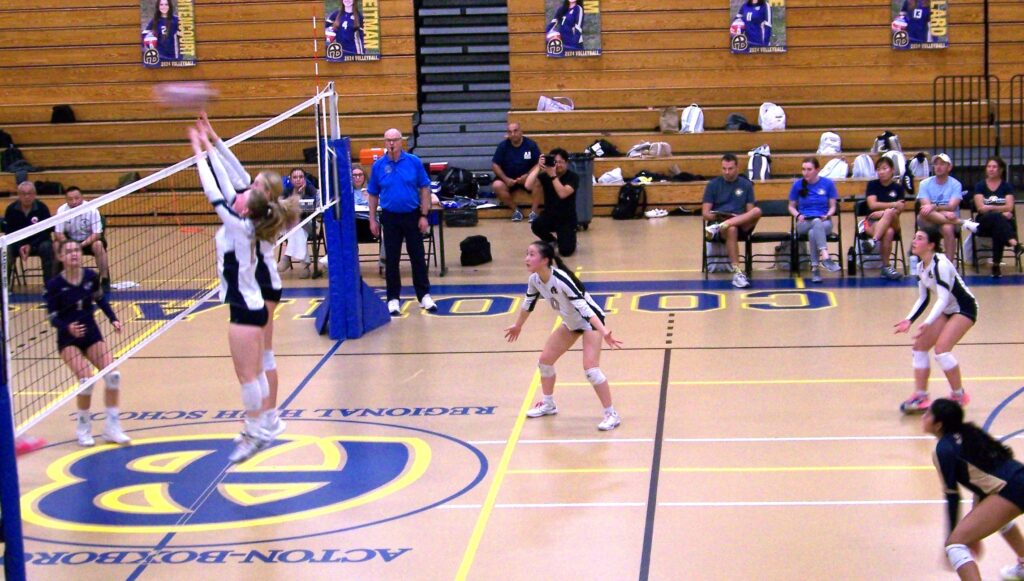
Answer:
368;128;437;316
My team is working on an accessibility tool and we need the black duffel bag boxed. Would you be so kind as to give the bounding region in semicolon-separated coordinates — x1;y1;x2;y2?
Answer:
444;205;478;227
460;235;492;266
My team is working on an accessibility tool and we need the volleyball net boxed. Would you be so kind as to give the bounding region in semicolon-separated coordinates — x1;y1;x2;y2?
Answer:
0;85;341;579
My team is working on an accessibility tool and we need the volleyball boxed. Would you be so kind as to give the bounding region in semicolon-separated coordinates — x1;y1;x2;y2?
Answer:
153;81;218;110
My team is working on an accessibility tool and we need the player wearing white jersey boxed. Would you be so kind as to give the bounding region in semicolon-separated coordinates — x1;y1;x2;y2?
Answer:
504;241;624;431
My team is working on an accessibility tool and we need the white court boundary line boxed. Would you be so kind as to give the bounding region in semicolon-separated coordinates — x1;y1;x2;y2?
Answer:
440;499;968;510
467;434;1024;446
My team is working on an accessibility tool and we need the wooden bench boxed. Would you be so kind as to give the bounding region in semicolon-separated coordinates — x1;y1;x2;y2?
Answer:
590;153;901;179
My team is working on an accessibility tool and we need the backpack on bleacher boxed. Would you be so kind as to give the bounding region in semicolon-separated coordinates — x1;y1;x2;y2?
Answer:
852;153;877;179
817;132;842;155
882;150;907;178
611;183;647;219
747;144;772;181
588;139;622;157
871;130;902;154
659;107;680;133
908;152;930;178
438;167;478;199
759;102;786;131
679;104;704;133
820;157;849;180
647;142;672;157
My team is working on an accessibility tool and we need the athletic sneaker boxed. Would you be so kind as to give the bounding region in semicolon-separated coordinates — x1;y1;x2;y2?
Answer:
511;209;523;222
1000;562;1024;580
731;269;750;288
704;223;722;242
962;219;980;234
950;389;971;408
598;411;621;431
862;238;878;254
387;299;401;316
420;294;438;312
810;268;823;283
103;423;132;445
76;419;95;447
528;211;538;223
900;392;932;414
881;265;903;280
263;415;287;439
821;259;842;273
228;428;268;464
525;401;558;418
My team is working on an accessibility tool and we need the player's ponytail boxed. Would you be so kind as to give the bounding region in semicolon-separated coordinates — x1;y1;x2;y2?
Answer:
931;398;1013;471
531;240;586;292
248;190;288;243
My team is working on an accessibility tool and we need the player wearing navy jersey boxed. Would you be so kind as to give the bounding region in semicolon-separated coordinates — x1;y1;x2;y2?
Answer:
899;0;931;44
326;0;365;56
862;157;906;280
894;227;976;414
971;156;1022;278
46;241;128;447
547;0;584;51
142;0;180;61
198;113;295;443
504;241;624;431
190;122;289;463
923;399;1024;581
734;0;773;47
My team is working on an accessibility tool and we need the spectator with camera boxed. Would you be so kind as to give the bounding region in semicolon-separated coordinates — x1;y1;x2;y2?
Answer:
526;148;579;256
491;122;541;222
277;167;319;279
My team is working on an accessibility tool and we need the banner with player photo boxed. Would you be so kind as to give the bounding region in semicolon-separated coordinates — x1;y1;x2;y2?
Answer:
545;0;602;58
729;0;786;54
891;0;948;50
140;0;196;68
325;0;381;62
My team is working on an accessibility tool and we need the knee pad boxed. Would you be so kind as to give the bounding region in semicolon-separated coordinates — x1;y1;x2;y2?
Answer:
257;372;269;398
263;349;276;371
240;380;262;412
79;378;94;396
538;363;556;378
935;352;958;372
945;543;973;571
1001;520;1017;534
912;350;930;370
104;371;121;391
585;367;607;386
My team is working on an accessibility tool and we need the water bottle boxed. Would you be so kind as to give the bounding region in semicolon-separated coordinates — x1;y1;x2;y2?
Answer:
846;247;856;276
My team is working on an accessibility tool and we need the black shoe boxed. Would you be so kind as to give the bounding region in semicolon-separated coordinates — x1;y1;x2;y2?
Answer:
992;264;1002;278
1014;243;1024;259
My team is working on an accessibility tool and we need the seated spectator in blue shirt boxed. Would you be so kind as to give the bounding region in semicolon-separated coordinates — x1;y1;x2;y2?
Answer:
788;157;841;282
491;122;541;223
917;153;978;263
701;153;761;288
4;180;54;282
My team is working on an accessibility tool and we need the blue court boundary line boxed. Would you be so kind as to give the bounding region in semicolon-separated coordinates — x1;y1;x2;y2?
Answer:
122;339;341;580
983;385;1024;436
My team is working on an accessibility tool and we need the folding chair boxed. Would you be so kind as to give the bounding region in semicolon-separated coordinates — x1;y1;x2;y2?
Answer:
790;202;844;275
744;200;793;276
965;198;1022;274
852;199;907;276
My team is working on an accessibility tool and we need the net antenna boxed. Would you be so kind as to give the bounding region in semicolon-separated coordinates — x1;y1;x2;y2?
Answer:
0;85;337;581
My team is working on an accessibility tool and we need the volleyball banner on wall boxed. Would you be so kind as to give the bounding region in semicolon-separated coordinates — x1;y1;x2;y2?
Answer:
891;0;948;50
545;0;602;58
729;0;786;54
325;0;381;62
141;0;196;68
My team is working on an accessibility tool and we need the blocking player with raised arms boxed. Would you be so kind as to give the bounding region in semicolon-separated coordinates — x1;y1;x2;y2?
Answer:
732;0;773;47
46;240;128;447
923;399;1024;581
504;241;624;431
326;0;365;56
189;122;288;463
197;113;294;443
893;227;976;415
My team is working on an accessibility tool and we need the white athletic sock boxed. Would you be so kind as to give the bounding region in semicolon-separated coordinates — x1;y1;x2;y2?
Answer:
604;406;616;415
542;395;554;405
106;407;120;424
76;410;90;424
952;388;964;396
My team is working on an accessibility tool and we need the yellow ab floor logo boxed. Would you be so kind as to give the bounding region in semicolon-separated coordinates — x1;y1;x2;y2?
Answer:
21;420;487;542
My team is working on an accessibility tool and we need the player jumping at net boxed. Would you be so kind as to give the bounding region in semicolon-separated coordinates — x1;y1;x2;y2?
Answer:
197;113;294;443
189;123;288;463
504;240;623;431
923;398;1024;581
893;226;976;414
45;240;129;447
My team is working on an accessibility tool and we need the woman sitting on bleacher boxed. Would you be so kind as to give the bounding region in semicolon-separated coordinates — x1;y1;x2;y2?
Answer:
788;157;842;283
861;156;906;281
970;156;1022;278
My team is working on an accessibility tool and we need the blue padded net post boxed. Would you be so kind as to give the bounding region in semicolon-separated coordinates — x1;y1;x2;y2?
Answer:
0;299;27;581
318;137;390;340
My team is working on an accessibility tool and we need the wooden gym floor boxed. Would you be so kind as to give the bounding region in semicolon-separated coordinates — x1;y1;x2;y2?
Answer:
10;213;1024;580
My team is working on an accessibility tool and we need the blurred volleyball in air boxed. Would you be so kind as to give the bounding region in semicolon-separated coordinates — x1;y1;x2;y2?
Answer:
153;81;219;110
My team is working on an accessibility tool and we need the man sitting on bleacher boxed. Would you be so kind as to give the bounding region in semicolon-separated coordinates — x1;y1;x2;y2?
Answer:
491;122;541;222
917;153;977;263
702;153;761;288
54;186;111;293
4;180;54;282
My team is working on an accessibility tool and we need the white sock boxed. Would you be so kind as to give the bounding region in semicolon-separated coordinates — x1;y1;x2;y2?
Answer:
542;395;554;406
106;407;120;424
77;410;90;424
952;388;964;396
260;409;277;427
604;406;616;415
